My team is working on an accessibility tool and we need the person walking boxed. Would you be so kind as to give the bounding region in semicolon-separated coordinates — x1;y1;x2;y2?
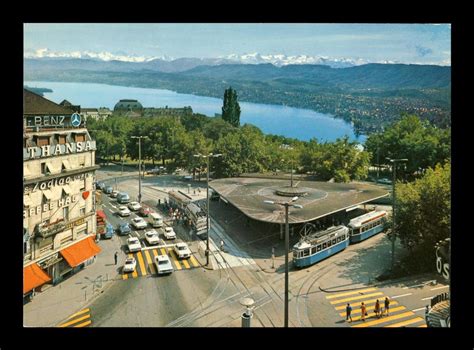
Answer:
384;297;390;316
220;240;225;252
346;303;353;322
114;251;118;265
361;302;366;322
374;299;381;318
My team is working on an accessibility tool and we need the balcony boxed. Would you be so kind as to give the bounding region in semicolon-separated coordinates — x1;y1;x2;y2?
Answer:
35;219;66;239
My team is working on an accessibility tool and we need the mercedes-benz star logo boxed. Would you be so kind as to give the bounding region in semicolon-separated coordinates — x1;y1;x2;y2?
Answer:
71;113;81;127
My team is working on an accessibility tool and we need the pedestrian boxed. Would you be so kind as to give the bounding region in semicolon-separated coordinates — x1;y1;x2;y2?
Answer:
346;303;353;322
374;299;381;318
361;302;366;322
384;297;390;316
114;251;118;265
220;240;225;251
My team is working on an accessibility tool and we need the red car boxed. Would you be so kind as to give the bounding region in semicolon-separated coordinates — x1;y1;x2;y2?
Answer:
139;205;152;217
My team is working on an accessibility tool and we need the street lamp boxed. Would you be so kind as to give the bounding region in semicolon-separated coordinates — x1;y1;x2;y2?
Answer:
386;157;408;272
193;153;223;266
131;135;149;203
264;196;303;328
280;144;295;187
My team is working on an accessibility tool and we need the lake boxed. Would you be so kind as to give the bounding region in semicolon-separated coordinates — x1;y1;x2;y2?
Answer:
24;81;366;143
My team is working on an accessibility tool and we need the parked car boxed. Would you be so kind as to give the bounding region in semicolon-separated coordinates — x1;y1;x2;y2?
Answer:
117;223;131;236
378;178;392;185
123;257;137;273
154;255;174;275
144;229;160;245
110;190;120;198
127;237;141;253
183;175;193;181
139;205;152;217
103;185;113;194
117;192;130;204
128;201;142;211
163;226;176;240
131;217;147;230
103;223;114;239
174;242;191;259
96;181;105;190
118;206;131;217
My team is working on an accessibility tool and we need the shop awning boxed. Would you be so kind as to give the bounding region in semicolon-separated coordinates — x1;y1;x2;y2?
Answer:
23;263;51;294
60;237;101;268
96;210;106;219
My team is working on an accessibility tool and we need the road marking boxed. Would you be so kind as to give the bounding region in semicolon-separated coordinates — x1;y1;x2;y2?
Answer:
58;314;90;328
348;306;407;322
430;286;449;291
384;317;425;328
339;301;399;316
330;292;384;304
412;307;427;312
418;324;428;328
403;284;425;289
136;251;147;276
143;250;156;274
182;258;191;269
74;320;92;328
122;273;128;280
421;296;433;301
190;255;199;268
160;248;167;256
67;308;90;319
326;288;377;299
351;311;415;328
391;293;412;299
169;248;182;270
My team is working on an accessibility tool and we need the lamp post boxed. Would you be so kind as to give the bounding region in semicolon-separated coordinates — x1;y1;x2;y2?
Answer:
280;144;294;187
131;136;148;203
193;153;223;266
264;196;303;327
386;157;408;272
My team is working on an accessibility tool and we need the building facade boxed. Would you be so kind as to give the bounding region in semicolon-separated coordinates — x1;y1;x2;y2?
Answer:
23;89;101;298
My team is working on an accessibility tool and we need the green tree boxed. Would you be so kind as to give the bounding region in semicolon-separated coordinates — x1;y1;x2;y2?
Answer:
395;161;451;271
221;87;241;127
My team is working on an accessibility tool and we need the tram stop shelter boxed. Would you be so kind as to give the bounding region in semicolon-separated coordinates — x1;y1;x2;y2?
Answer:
209;177;389;225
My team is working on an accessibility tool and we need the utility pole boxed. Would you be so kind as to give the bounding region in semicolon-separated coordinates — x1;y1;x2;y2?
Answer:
131;136;148;203
386;157;408;272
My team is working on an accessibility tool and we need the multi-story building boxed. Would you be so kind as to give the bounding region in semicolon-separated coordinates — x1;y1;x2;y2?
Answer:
23;89;101;299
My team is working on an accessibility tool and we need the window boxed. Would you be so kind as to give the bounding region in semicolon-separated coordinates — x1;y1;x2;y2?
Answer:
317;245;322;252
311;247;316;255
303;249;310;257
63;206;69;221
41;162;47;175
37;136;50;146
75;134;85;142
328;240;332;247
80;207;86;216
332;239;337;245
337;237;341;243
80;179;86;191
322;243;327;249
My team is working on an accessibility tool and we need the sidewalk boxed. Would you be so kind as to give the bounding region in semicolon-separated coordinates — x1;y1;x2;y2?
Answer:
23;235;123;327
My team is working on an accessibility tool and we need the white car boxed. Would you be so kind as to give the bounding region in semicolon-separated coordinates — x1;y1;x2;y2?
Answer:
131;217;147;230
123;257;137;273
154;255;174;275
163;226;176;240
145;229;160;245
127;237;141;253
174;242;191;259
118;206;131;217
128;201;142;211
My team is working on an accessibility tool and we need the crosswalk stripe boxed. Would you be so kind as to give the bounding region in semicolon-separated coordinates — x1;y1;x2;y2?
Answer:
326;288;377;299
384;317;425;328
74;320;92;328
67;308;90;319
136;251;147;276
144;250;156;274
335;298;394;310
348;306;406;322
160;248;167;256
339;301;399;316
351;311;415;328
190;255;199;268
122;273;128;280
182;258;191;269
418;324;428;328
169;248;182;270
58;314;90;328
330;292;384;304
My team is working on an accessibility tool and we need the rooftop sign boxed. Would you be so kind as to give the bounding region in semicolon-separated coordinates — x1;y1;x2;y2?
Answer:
25;113;84;128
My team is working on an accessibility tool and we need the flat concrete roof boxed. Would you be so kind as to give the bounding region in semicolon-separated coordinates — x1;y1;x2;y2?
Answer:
210;177;389;224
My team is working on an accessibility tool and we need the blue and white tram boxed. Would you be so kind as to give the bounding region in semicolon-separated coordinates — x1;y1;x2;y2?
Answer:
348;210;387;243
293;225;350;268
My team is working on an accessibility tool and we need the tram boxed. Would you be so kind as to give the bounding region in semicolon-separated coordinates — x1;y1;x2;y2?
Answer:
293;225;350;268
348;210;387;243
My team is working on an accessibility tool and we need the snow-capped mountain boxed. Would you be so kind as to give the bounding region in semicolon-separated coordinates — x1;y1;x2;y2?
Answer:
220;53;372;68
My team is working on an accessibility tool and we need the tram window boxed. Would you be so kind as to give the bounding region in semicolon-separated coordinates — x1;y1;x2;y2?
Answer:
337;237;341;243
322;243;327;249
332;238;337;245
327;240;332;247
311;247;316;255
317;245;321;252
303;249;310;257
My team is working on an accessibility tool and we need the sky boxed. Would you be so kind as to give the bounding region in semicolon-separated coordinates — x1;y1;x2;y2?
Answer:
24;23;451;65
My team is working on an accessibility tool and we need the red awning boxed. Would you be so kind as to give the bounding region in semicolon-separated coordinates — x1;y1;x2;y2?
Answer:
60;237;101;268
96;210;106;219
24;263;51;294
